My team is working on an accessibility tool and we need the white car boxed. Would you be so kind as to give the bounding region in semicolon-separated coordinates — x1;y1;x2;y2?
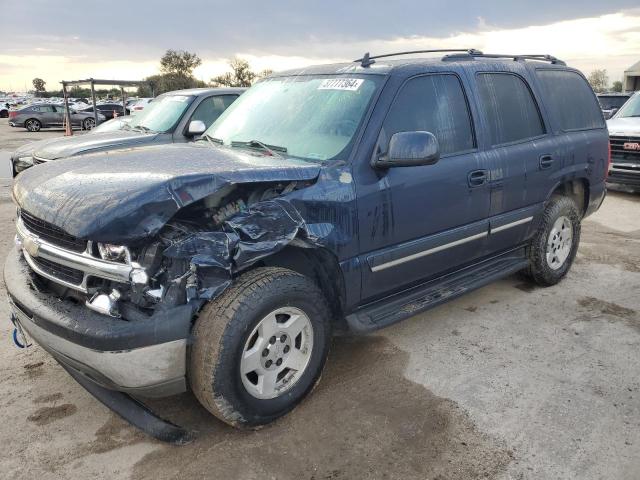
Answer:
129;98;153;115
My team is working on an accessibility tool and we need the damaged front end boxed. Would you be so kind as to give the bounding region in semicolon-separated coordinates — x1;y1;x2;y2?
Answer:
16;181;314;322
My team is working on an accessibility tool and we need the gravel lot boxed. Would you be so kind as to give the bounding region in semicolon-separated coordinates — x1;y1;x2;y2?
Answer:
0;123;639;479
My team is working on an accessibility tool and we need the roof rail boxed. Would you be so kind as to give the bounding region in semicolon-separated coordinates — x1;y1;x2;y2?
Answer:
354;49;483;67
464;53;566;65
355;50;565;67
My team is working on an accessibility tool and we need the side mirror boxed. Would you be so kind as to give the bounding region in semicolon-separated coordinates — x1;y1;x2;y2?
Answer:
374;131;440;168
187;120;206;136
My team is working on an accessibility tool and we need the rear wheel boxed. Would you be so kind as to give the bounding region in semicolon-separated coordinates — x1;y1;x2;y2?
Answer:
526;196;581;286
25;119;41;132
189;267;331;428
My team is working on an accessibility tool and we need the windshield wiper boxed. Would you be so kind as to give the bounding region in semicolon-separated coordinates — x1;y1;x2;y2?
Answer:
131;124;153;133
201;133;223;145
231;139;287;157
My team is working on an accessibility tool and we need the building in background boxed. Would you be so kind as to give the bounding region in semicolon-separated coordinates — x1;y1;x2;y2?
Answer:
624;60;640;92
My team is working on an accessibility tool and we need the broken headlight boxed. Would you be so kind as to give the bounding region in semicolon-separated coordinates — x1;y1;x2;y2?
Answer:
98;243;130;263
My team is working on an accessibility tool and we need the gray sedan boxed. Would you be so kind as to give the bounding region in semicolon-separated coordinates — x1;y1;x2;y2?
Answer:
8;103;106;131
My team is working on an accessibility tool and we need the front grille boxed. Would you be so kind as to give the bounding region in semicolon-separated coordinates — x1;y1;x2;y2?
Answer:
610;136;640;162
30;256;84;285
20;211;87;253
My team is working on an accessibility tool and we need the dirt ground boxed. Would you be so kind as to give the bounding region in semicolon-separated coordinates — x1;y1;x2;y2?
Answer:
0;124;639;479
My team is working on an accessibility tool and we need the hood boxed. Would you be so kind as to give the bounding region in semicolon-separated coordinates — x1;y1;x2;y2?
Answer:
13;143;321;243
607;117;640;137
33;130;158;160
12;136;65;159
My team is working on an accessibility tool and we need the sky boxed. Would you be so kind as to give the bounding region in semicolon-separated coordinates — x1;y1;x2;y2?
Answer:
1;0;639;92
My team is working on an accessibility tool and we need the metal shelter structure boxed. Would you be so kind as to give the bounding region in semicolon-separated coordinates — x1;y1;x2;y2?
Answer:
60;78;150;135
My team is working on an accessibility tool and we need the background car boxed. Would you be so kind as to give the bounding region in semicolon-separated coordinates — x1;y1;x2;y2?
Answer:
129;97;153;115
10;87;245;175
8;103;106;131
78;103;129;120
606;91;640;188
597;92;631;119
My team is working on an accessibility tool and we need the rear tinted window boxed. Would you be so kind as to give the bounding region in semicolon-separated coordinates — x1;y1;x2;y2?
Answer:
536;70;604;131
382;74;475;156
476;73;545;145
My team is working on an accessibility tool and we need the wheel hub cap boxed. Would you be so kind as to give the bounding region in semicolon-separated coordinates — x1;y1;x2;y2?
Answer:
546;215;573;270
240;307;313;400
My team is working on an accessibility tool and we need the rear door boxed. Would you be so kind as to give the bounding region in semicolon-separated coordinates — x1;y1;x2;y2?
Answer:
356;72;491;303
472;70;555;254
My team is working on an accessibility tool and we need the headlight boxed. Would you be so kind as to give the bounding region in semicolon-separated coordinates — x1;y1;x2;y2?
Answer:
98;243;129;262
14;156;33;173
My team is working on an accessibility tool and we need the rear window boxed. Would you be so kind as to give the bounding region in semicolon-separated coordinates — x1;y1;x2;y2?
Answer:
535;70;605;131
476;73;545;146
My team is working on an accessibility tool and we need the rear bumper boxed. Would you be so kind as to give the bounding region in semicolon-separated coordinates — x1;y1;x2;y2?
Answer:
584;180;607;217
5;248;195;397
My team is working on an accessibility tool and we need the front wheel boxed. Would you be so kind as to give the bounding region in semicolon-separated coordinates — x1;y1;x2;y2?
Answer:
25;119;41;132
83;118;96;130
526;196;581;286
189;267;331;428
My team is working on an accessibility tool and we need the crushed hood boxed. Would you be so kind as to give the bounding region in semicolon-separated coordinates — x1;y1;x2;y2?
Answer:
607;117;640;137
13;143;321;243
33;130;158;160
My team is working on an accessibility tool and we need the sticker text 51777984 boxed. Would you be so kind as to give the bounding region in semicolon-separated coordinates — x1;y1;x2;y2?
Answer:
318;78;364;91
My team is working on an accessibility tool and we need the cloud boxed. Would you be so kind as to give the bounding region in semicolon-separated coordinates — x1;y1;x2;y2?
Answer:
0;6;639;91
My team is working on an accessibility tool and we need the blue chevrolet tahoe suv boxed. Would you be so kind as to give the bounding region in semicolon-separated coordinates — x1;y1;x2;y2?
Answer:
5;50;608;441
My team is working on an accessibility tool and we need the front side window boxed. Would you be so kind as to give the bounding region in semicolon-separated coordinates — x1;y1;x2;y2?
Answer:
477;73;545;145
126;94;194;133
614;92;640;119
190;95;238;128
598;96;629;110
381;74;475;156
205;75;382;162
536;70;605;130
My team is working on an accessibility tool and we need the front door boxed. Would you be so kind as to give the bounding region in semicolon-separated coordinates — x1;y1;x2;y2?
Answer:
355;72;491;303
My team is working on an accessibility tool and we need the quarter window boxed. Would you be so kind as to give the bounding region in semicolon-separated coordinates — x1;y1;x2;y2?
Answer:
535;70;605;130
476;73;545;145
382;74;475;156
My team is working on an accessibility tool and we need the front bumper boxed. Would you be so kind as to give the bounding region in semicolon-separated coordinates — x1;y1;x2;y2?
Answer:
4;248;195;397
608;163;640;188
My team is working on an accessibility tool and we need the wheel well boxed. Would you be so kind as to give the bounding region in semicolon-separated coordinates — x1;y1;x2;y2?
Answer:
259;246;347;329
550;179;589;217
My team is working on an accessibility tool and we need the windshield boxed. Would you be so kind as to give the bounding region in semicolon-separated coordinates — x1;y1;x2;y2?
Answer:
598;96;629;110
614;93;640;118
205;75;382;162
127;94;194;133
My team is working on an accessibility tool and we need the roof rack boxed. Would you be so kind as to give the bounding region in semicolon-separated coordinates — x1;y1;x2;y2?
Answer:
355;50;565;67
355;49;483;67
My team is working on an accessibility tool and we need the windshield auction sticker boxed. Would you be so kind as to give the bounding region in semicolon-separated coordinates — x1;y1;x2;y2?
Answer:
318;78;364;91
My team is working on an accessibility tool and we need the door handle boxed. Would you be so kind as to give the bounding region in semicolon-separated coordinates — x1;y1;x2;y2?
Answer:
539;154;554;170
467;169;487;187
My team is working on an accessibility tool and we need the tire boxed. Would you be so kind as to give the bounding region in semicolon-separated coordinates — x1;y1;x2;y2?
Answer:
0;110;7;119
526;196;581;286
189;267;332;428
83;118;95;130
25;119;41;132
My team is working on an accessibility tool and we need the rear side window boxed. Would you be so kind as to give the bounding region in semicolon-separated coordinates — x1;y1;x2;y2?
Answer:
536;70;605;131
382;74;475;156
476;73;545;146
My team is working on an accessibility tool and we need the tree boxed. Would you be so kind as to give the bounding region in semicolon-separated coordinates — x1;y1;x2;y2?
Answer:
587;69;609;93
160;49;202;76
612;80;623;93
32;77;46;93
210;58;272;87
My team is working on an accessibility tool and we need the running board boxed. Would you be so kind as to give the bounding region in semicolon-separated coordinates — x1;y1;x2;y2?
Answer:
346;248;529;333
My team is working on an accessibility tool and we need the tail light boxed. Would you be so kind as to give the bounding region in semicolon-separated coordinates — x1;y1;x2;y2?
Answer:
9;111;17;119
606;140;611;178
